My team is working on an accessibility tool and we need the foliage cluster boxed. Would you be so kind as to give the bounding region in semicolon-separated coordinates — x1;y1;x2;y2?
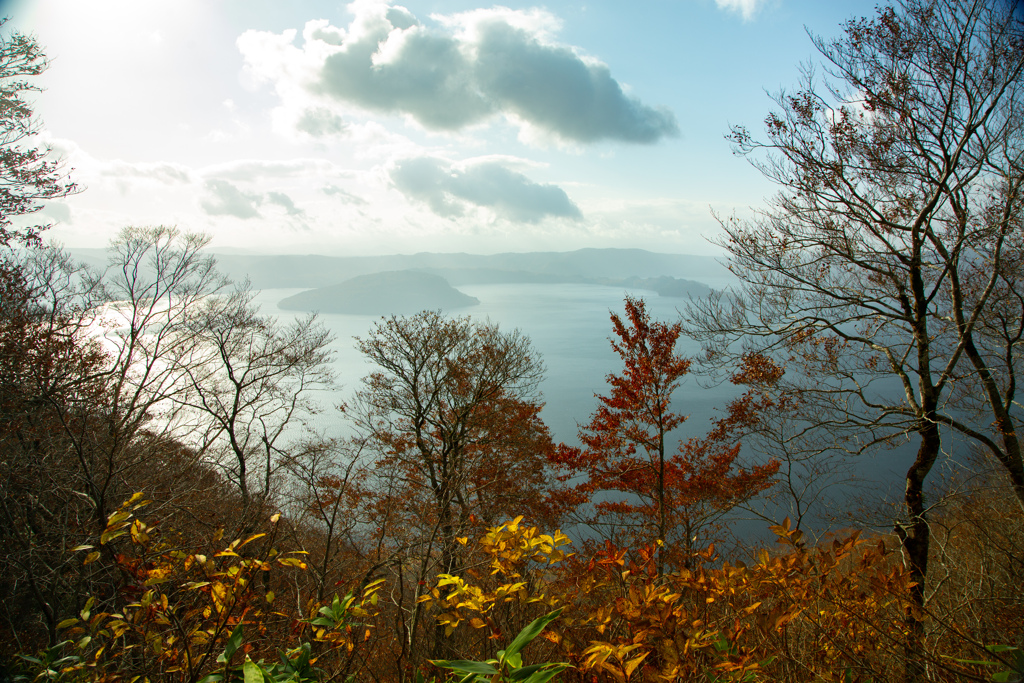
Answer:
11;497;1024;683
4;2;1024;682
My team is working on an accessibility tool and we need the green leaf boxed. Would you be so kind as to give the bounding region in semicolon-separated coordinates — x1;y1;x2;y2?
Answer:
243;659;264;683
288;642;312;676
219;623;244;664
509;664;549;680
520;664;572;683
949;658;1001;667
502;608;563;664
278;650;295;673
431;660;500;676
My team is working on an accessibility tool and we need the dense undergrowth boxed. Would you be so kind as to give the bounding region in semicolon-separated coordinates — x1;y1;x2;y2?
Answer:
5;477;1022;683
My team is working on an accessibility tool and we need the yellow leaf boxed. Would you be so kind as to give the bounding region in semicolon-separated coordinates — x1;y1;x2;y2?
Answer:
238;533;267;548
84;551;101;565
624;652;650;679
100;529;126;545
130;520;149;545
107;510;131;526
211;582;228;612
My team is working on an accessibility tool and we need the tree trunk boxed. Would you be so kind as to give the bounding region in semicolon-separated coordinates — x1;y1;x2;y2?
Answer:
896;419;940;683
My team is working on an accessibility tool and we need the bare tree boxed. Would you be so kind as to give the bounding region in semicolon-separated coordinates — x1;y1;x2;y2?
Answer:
346;310;554;674
279;436;367;603
177;282;335;528
76;227;228;529
0;228;222;643
682;1;1024;679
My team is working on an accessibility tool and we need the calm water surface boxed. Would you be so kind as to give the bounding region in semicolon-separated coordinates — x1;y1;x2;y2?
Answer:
253;282;916;539
253;283;737;445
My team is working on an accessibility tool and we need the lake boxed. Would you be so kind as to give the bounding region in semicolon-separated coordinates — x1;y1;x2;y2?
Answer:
252;282;738;444
252;282;917;541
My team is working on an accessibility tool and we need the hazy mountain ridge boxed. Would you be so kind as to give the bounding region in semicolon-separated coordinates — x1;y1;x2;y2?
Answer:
65;247;729;299
417;268;711;298
205;248;732;290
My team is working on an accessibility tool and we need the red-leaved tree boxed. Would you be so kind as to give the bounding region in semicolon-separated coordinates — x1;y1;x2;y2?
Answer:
551;296;778;572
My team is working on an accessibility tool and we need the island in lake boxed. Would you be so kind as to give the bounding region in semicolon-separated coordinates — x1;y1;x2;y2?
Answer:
278;270;479;315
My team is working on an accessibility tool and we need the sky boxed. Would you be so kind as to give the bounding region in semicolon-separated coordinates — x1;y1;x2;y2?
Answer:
7;0;879;256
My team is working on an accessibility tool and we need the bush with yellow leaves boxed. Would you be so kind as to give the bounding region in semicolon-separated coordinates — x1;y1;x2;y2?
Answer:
16;493;382;683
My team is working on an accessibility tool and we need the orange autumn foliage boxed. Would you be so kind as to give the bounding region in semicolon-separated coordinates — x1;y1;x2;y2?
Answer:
419;517;914;683
19;496;1023;683
549;297;779;571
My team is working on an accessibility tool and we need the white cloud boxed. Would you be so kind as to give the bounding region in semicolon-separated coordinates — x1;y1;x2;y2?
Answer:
101;160;195;185
390;155;582;223
40;201;73;224
435;6;560;43
714;0;766;21
237;2;678;145
201;158;342;182
322;184;368;205
200;179;264;219
266;191;304;216
346;121;424;160
38;134;199;192
199;179;308;220
294;106;350;138
33;135;600;254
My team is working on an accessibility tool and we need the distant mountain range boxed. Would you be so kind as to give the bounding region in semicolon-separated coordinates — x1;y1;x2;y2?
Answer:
65;247;735;300
203;248;732;290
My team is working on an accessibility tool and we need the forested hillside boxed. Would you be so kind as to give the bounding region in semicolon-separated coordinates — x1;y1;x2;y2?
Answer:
3;2;1024;683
